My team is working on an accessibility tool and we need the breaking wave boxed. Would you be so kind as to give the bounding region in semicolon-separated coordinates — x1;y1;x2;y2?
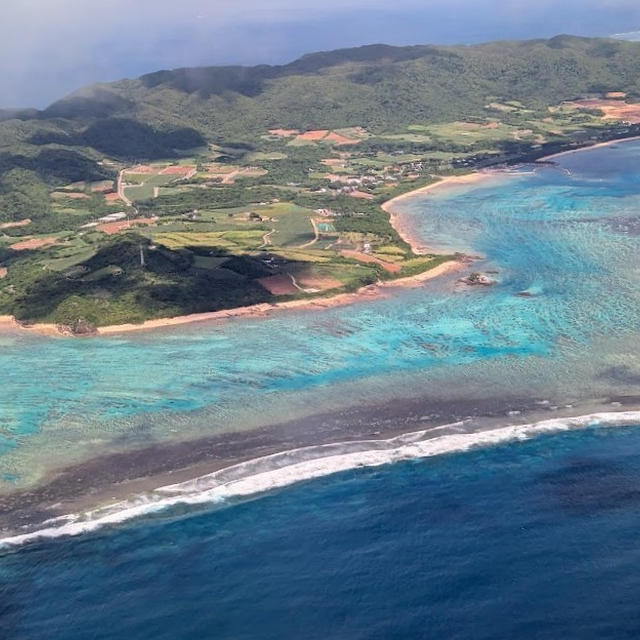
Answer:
3;410;640;548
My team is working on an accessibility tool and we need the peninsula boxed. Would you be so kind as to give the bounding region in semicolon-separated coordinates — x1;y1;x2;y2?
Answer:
2;36;640;334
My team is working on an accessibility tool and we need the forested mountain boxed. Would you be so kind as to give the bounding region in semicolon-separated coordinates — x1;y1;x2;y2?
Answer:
4;35;640;156
0;34;638;223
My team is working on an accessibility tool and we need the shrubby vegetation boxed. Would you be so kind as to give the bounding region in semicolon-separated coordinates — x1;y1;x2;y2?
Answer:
0;36;639;327
5;235;273;325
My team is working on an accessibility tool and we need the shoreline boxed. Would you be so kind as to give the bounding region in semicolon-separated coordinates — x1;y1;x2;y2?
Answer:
2;133;640;545
5;133;637;339
99;260;464;334
381;170;509;255
537;134;640;162
0;260;466;338
2;395;639;547
2;132;639;340
381;133;640;253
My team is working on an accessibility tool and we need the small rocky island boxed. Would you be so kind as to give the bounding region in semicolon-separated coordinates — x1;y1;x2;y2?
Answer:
459;272;496;286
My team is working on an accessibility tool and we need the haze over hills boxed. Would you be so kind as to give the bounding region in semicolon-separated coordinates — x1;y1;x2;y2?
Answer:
613;30;640;41
3;35;640;155
2;34;640;329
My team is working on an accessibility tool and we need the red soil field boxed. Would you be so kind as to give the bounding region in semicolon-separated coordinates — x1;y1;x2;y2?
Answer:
10;237;57;251
297;275;342;291
325;132;360;145
570;99;640;124
160;166;195;176
257;274;299;295
340;250;401;273
104;193;121;203
97;218;157;235
296;130;329;141
0;267;7;278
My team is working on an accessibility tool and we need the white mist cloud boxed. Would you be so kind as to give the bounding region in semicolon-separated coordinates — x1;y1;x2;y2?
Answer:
1;0;640;108
0;0;424;106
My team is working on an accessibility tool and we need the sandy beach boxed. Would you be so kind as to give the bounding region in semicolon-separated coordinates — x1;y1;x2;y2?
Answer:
0;315;63;337
1;259;465;340
11;134;637;340
5;133;636;340
381;172;501;254
0;261;464;338
381;133;640;255
97;259;463;334
538;135;640;162
3;134;640;543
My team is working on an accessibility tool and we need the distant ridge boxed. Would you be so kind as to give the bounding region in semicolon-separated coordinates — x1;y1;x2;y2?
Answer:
2;35;640;161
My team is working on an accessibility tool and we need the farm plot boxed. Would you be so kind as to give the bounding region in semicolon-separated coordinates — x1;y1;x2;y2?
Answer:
151;229;265;252
123;174;180;201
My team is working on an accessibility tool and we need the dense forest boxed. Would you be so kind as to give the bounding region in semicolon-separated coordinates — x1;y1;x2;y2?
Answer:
0;35;635;220
1;36;640;156
36;36;640;138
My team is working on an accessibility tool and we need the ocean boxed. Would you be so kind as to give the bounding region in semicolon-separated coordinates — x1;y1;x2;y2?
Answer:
1;140;640;637
4;423;640;638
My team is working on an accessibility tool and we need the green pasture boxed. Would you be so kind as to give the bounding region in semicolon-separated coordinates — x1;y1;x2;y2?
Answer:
124;174;178;201
152;229;265;251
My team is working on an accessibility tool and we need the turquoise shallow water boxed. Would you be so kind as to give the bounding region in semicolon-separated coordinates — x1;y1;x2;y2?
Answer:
2;140;640;638
2;141;640;486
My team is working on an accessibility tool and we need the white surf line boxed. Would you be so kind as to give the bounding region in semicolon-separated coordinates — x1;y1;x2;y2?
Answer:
3;411;640;549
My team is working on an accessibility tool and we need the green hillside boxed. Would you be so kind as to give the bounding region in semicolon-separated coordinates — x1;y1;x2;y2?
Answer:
0;35;639;330
35;36;640;139
0;35;638;176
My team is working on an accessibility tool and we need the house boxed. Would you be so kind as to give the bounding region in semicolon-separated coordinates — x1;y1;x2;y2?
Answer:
98;212;127;223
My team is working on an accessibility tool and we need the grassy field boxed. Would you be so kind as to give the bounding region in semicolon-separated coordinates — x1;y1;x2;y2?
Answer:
123;174;179;201
245;151;288;162
151;229;266;251
253;203;316;246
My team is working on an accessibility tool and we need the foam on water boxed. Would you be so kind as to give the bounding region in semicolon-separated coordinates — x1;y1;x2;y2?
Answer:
3;411;640;548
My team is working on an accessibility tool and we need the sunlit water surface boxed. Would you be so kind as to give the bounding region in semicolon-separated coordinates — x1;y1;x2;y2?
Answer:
4;424;640;638
2;141;640;638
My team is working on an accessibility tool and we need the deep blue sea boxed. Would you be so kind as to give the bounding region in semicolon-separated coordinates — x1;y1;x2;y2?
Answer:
4;424;640;639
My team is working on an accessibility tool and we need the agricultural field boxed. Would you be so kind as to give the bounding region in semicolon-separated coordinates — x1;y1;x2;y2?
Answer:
122;164;197;202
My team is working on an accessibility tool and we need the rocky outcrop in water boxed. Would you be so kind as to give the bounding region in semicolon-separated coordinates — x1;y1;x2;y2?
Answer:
57;318;98;336
459;272;496;286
